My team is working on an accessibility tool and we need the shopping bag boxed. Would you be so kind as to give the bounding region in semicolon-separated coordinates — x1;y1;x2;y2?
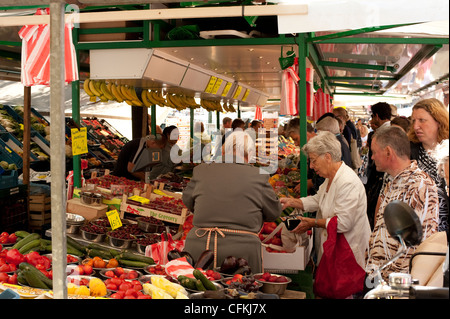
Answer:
313;216;366;299
145;232;185;265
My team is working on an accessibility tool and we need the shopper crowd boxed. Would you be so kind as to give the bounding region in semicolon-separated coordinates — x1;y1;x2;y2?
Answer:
280;98;449;298
114;97;448;299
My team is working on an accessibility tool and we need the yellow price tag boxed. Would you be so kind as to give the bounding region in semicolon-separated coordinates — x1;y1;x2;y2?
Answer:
233;86;242;99
106;209;122;230
242;89;250;101
211;78;223;94
128;195;150;204
71;127;88;156
221;82;233;97
204;76;218;93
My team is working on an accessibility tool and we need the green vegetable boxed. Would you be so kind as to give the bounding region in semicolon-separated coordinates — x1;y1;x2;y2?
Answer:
12;233;40;250
193;269;217;291
119;251;154;265
117;258;151;268
18;239;42;254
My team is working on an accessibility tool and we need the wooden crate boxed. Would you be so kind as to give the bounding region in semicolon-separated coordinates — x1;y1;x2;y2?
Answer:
29;194;51;230
29;194;51;212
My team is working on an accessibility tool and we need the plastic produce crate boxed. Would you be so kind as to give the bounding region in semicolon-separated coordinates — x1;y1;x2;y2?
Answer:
0;185;28;233
0;170;19;190
0;132;39;161
0;139;23;170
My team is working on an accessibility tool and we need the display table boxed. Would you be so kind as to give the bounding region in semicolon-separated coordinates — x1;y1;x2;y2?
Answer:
280;290;306;299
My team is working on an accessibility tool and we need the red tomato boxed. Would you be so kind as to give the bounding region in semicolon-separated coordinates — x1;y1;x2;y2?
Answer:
105;270;115;278
0;272;9;283
83;265;93;275
0;264;10;272
110;293;123;299
125;288;138;298
8;273;17;285
137;295;152;299
119;282;132;291
106;283;117;291
7;233;17;244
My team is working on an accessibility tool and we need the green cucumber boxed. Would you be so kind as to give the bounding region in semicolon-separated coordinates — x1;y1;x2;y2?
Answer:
15;230;30;239
23;270;49;289
178;275;197;290
67;236;87;252
193;269;217;291
87;248;112;260
16;271;28;285
119;251;154;264
20;262;53;289
67;246;85;257
18;239;42;254
194;279;206;291
109;249;121;257
12;233;40;250
117;258;151;268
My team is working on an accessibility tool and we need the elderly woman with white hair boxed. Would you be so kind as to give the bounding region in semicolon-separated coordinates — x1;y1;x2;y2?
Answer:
182;130;282;273
280;131;371;298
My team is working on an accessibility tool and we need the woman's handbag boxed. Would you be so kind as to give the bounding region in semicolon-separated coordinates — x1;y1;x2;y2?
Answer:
313;216;366;299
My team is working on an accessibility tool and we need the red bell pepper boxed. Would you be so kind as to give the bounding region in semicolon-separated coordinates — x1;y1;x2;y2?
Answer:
5;249;24;266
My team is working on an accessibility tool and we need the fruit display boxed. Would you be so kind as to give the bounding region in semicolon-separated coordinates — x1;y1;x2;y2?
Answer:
269;168;300;198
86;174;146;195
219;256;252;276
223;274;261;293
254;272;289;283
129;196;188;216
83;79;236;114
101;267;140;280
0;231;18;245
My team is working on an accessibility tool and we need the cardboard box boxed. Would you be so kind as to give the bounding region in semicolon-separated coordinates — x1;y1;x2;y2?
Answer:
262;240;312;272
66;198;108;221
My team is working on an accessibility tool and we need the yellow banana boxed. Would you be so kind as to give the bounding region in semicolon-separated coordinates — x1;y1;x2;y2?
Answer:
100;82;114;101
120;85;134;101
185;96;200;108
99;95;109;102
141;90;151;107
89;80;102;97
228;103;236;112
106;82;117;101
89;96;97;103
165;94;177;109
110;83;124;103
146;90;160;106
125;100;134;106
151;90;166;106
83;79;95;97
129;86;139;100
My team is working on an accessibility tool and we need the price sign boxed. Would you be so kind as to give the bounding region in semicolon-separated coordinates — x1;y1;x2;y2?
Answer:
204;76;218;93
211;78;223;94
128;195;150;204
71;127;88;156
106;209;122;230
221;82;233;97
242;89;250;101
233;86;243;99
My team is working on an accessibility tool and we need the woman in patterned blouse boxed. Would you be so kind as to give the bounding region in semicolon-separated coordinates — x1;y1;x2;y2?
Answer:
408;98;449;239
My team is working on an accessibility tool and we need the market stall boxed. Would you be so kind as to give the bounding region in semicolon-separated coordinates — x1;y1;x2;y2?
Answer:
0;0;449;301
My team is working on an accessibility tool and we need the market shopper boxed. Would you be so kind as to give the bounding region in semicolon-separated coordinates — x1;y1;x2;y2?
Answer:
182;130;282;273
408;98;449;237
365;102;392;229
315;116;352;168
111;133;165;181
280;131;371;297
365;126;439;281
148;125;180;180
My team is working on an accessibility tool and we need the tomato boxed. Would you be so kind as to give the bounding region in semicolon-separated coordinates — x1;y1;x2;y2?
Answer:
7;233;17;244
106;283;117;291
0;264;10;272
110;293;122;299
105;270;115;278
0;272;9;283
114;267;124;276
119;282;132;291
125;288;138;298
137;295;152;299
110;278;123;286
83;265;93;275
8;273;17;285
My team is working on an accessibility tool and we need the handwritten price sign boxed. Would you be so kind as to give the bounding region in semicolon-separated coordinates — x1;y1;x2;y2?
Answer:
71;127;88;156
106;209;122;230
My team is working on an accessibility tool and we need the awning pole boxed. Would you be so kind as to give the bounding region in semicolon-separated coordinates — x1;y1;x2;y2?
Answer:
49;0;67;299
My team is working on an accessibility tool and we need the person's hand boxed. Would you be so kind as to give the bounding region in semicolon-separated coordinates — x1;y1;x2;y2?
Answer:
294;183;300;193
280;197;295;210
290;217;313;234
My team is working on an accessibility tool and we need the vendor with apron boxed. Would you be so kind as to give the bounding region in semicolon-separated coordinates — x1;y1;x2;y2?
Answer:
111;133;165;181
182;130;282;273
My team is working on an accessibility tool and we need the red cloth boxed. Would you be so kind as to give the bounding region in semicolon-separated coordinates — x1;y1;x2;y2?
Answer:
18;8;78;86
313;216;366;299
254;106;263;120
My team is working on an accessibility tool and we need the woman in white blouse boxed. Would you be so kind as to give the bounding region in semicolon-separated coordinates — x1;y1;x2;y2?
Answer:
280;131;371;269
